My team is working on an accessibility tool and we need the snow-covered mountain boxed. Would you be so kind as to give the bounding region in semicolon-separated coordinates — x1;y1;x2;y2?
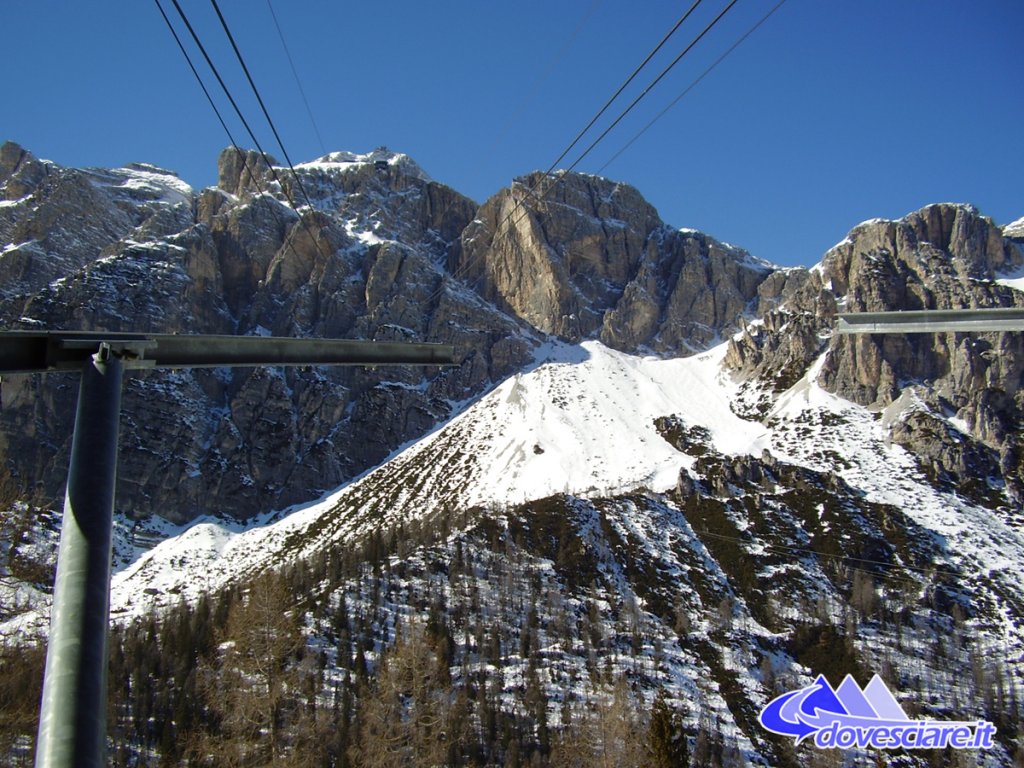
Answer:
101;340;764;616
1;140;1023;765
89;327;1023;764
0;141;769;524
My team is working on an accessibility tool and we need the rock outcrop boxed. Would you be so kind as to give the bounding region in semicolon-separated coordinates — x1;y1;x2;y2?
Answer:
0;146;536;522
457;171;772;354
726;203;1024;503
0;147;771;523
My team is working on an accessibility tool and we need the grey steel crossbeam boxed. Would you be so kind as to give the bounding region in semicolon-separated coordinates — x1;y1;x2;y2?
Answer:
0;330;456;373
836;308;1024;334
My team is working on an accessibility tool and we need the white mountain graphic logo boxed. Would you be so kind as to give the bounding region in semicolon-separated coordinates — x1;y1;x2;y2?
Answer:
758;674;997;750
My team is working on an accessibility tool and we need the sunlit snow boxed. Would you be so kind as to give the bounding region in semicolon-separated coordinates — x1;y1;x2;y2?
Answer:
103;341;769;618
26;336;1020;646
996;263;1024;292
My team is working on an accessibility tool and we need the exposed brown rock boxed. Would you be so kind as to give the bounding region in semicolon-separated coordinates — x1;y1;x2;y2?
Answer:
725;203;1024;504
458;172;772;354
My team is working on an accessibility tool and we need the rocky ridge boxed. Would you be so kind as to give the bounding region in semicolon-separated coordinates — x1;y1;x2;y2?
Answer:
725;203;1024;505
0;142;771;523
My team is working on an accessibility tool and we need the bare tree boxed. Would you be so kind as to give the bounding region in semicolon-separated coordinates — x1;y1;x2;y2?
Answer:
550;676;646;768
0;640;44;766
188;570;312;767
350;619;464;768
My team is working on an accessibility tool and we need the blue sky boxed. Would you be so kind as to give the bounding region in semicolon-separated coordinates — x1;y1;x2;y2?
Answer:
5;1;1022;267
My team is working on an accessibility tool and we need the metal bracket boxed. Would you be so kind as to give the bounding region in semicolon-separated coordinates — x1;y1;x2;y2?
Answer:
50;337;158;370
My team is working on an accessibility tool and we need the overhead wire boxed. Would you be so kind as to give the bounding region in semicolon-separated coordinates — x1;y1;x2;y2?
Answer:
155;0;285;221
556;0;740;179
154;0;241;154
167;0;289;198
598;0;789;175
207;0;325;220
541;0;704;177
489;0;605;150
432;0;743;308
163;0;334;266
417;0;637;313
266;0;327;156
513;0;742;245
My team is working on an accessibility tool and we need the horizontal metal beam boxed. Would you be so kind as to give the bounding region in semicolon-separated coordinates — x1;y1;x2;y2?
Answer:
836;308;1024;335
0;331;458;374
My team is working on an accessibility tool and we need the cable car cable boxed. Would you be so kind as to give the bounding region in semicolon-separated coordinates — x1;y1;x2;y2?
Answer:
208;0;324;220
561;0;740;179
494;0;742;270
266;0;327;156
598;0;788;175
167;0;294;204
542;0;704;178
163;0;334;270
155;0;284;223
154;0;240;153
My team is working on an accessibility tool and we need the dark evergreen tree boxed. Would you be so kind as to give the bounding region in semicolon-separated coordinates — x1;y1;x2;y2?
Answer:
647;688;689;768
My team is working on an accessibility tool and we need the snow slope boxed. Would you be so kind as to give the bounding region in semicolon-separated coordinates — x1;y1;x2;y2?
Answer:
77;332;1024;767
7;332;1021;659
102;340;768;619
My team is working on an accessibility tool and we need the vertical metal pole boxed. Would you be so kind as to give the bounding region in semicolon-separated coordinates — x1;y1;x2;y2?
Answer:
35;346;123;768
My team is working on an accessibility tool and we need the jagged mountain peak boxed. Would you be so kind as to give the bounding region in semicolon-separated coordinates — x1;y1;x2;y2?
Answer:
822;202;1022;295
727;202;1024;507
217;144;436;201
457;169;772;353
299;146;432;182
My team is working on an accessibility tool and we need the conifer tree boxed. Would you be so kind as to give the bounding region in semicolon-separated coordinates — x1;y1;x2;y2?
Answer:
647;688;688;768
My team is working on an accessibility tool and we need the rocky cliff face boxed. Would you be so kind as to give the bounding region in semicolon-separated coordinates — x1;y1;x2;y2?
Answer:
725;203;1024;504
4;140;1020;522
0;143;536;522
0;143;769;524
456;171;772;354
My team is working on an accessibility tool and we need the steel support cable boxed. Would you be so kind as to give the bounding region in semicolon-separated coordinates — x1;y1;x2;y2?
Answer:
508;0;741;238
598;0;788;175
430;0;709;300
561;0;741;178
208;0;324;219
154;0;240;152
428;0;741;319
168;0;288;198
207;0;336;266
417;1;605;310
541;0;704;177
156;0;301;257
266;0;327;156
415;2;614;314
167;0;334;266
425;2;713;307
485;0;742;280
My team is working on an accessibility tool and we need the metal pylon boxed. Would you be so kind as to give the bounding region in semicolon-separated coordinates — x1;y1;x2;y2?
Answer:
0;331;456;768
